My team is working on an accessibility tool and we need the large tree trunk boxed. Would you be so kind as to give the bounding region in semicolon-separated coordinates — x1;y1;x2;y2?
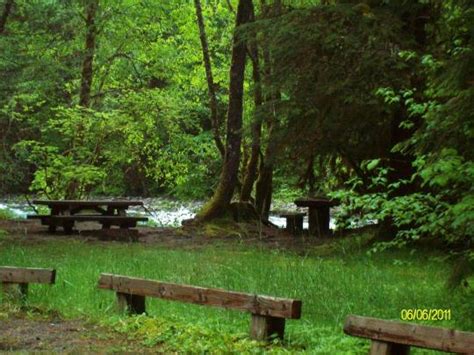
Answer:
253;0;282;219
79;0;99;108
194;0;225;158
0;0;14;35
240;6;262;202
196;0;253;221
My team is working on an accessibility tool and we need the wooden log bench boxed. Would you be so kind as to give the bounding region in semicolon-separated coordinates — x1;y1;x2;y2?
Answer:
343;315;474;354
279;212;306;235
98;273;302;341
27;215;148;233
1;266;56;302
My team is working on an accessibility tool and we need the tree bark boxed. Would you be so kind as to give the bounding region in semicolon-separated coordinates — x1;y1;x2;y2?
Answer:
194;0;225;158
196;0;253;221
254;0;282;220
79;0;99;108
240;6;262;202
0;0;14;35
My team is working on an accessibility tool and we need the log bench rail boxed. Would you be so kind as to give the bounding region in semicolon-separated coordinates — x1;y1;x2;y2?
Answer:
343;315;474;354
1;266;56;302
98;273;302;341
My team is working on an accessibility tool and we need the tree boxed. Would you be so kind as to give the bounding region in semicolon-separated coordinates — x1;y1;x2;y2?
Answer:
196;0;254;221
79;0;99;108
240;4;263;202
194;0;225;158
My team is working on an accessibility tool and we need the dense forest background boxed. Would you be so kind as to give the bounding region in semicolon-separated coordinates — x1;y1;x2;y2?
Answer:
1;0;473;267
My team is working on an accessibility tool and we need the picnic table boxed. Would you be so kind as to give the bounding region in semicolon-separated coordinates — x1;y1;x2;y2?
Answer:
27;200;148;233
294;197;338;237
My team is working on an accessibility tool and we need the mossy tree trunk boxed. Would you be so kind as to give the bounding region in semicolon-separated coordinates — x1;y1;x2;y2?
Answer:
0;0;14;35
253;0;282;220
196;0;253;221
79;0;99;108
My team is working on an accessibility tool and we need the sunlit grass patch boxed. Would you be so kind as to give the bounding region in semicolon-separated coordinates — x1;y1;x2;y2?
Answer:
0;237;472;353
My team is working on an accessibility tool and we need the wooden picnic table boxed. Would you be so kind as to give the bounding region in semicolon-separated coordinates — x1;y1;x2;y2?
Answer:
27;200;147;233
294;197;338;237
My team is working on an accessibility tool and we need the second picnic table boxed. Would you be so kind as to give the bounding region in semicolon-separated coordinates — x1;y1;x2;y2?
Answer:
294;197;338;237
27;200;148;233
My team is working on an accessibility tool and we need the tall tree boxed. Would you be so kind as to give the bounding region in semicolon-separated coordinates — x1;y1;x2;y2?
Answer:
0;0;14;34
194;0;225;158
240;5;263;202
254;0;282;219
79;0;99;108
196;0;253;221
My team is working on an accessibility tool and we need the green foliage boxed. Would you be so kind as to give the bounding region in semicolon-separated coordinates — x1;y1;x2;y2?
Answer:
0;0;233;199
0;208;17;220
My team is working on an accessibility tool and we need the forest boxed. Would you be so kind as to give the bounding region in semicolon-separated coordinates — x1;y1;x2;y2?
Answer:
0;0;473;353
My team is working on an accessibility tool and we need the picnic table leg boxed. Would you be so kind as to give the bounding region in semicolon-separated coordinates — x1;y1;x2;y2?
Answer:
308;207;330;236
294;214;303;235
285;217;296;234
308;207;319;236
285;215;303;235
63;222;74;234
317;206;330;234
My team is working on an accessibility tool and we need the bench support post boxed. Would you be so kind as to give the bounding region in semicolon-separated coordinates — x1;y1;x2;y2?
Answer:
2;282;28;303
116;292;146;314
286;217;303;235
250;314;285;341
370;340;410;355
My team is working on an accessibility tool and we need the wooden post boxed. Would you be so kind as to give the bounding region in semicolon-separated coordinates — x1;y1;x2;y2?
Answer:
308;208;319;236
281;213;304;235
2;282;28;303
116;292;146;314
63;222;74;234
308;207;330;236
250;314;285;341
317;206;330;234
370;340;410;355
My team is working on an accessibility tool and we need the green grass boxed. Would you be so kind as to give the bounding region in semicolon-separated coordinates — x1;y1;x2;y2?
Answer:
0;236;472;353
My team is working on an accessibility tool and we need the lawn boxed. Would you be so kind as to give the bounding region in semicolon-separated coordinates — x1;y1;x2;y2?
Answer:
0;232;472;353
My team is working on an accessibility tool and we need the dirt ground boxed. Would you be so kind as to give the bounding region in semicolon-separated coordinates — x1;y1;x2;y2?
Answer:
0;218;330;253
0;312;150;353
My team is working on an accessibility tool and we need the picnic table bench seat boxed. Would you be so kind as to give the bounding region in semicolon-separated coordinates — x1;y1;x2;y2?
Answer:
279;212;306;235
27;215;147;231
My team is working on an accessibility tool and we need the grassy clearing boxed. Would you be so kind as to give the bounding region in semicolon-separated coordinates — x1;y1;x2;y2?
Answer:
0;233;472;353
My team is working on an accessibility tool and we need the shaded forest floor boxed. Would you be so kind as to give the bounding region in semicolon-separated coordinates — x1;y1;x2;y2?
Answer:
0;218;334;254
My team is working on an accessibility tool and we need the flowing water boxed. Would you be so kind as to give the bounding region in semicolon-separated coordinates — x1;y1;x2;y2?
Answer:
0;197;340;229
